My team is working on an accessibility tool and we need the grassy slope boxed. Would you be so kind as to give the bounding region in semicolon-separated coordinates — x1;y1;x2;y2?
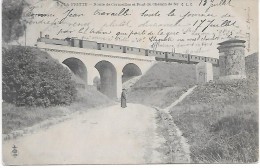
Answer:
2;86;114;134
169;53;259;163
3;47;114;134
128;62;197;108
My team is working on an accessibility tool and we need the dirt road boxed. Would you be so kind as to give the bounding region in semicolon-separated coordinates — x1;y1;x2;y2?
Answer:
3;103;164;165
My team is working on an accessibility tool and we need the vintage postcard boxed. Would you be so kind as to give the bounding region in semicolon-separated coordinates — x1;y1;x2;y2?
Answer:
2;0;259;165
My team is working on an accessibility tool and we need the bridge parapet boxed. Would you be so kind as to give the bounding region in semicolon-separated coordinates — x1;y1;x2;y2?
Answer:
37;42;156;63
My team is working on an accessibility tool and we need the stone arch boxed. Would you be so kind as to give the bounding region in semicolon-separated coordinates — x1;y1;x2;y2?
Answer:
122;63;142;83
95;60;117;98
62;58;88;88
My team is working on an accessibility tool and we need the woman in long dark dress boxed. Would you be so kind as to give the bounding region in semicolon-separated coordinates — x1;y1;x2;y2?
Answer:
121;89;127;108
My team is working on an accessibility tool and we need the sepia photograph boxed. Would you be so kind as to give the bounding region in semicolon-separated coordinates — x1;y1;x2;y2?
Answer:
1;0;259;165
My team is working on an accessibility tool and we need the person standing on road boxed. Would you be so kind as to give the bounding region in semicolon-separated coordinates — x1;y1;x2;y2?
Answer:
121;89;127;108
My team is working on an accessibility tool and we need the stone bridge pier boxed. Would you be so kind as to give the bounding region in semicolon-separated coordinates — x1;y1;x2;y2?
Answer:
37;42;155;99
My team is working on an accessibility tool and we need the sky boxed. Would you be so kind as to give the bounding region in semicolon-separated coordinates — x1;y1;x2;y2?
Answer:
17;0;258;58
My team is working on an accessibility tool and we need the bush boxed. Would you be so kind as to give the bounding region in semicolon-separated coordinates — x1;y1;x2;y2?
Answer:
2;46;77;107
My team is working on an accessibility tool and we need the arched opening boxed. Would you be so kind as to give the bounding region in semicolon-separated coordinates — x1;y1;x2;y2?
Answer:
62;58;88;89
122;63;142;83
95;60;117;98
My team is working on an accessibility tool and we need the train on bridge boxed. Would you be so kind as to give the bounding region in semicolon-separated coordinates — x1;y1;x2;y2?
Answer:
38;34;219;66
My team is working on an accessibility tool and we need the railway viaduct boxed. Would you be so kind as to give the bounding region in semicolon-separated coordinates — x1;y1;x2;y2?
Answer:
37;41;155;99
37;36;247;100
